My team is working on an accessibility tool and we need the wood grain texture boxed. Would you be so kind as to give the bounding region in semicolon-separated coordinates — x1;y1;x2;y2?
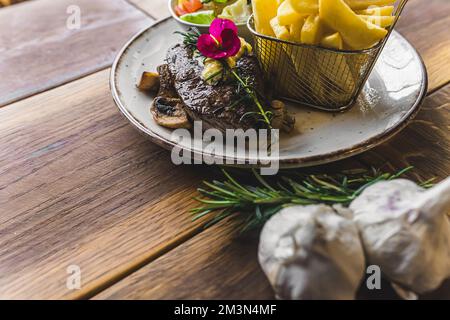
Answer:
0;0;448;301
395;0;450;93
92;0;450;300
357;85;450;178
0;0;152;107
0;70;217;299
95;219;273;300
127;0;170;20
96;85;450;300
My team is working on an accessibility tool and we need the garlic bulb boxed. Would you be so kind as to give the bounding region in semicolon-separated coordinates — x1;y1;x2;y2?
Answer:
350;177;450;294
258;204;365;300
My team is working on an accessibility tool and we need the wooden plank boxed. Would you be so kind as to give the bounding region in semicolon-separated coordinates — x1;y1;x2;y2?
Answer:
0;0;448;301
128;0;170;20
395;0;450;93
357;86;450;178
0;0;152;107
92;1;450;299
95;219;273;300
0;69;216;299
95;85;450;300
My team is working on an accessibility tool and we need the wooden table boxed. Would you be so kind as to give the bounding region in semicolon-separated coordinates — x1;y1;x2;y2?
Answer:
0;0;448;300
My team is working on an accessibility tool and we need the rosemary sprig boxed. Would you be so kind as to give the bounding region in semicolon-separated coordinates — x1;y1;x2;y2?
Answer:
174;28;201;49
229;67;272;127
191;167;432;231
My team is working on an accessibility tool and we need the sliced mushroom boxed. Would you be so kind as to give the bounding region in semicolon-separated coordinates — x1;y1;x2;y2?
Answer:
151;97;191;129
149;64;192;129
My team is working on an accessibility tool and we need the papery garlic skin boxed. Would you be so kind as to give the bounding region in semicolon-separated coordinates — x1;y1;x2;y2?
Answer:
258;204;365;300
351;178;450;294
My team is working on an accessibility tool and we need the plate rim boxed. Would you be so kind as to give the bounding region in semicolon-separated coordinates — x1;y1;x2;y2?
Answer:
110;17;428;169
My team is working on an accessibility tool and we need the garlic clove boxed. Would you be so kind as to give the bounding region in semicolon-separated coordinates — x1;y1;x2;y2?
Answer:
258;204;365;300
416;176;450;218
332;203;354;219
351;177;450;294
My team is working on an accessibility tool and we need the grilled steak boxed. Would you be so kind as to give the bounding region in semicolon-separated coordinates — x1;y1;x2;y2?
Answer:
166;44;271;132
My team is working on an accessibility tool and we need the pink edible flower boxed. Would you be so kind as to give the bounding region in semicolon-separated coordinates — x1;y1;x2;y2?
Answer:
197;18;241;59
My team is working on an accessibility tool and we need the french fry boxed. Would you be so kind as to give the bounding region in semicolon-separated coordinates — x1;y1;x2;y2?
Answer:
320;52;356;103
345;0;396;10
289;16;307;43
270;16;291;40
290;0;396;14
355;5;394;16
358;15;395;27
319;0;388;50
277;0;305;26
319;33;355;101
290;0;320;15
300;16;329;102
320;32;344;50
252;0;278;36
282;45;321;101
301;15;324;45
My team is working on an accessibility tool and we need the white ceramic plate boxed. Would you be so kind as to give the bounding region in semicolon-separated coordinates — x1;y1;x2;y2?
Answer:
111;18;427;168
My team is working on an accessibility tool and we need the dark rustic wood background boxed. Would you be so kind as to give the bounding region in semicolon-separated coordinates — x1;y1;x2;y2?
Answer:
0;0;448;299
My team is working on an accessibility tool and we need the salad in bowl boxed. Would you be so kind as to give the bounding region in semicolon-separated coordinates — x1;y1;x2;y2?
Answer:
169;0;253;39
173;0;251;24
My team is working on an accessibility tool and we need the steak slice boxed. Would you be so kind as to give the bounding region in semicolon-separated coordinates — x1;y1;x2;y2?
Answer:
166;44;271;132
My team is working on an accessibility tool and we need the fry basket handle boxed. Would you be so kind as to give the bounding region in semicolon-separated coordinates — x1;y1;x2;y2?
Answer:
392;0;409;30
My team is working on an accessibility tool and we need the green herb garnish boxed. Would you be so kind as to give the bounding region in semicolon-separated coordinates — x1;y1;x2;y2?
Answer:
191;167;434;232
174;28;201;49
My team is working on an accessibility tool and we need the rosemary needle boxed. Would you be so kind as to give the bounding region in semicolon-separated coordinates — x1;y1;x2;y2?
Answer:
191;166;432;232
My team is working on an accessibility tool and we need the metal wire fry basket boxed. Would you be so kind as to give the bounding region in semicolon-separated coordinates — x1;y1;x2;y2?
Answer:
247;0;408;112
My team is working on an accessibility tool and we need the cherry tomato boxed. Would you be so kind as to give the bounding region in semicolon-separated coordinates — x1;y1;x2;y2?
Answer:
182;0;203;13
175;4;188;16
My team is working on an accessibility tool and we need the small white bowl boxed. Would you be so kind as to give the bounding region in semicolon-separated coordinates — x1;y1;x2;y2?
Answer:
168;0;252;42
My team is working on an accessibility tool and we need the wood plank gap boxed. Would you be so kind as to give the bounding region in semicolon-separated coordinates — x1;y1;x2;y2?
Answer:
125;0;160;20
93;85;450;300
25;42;439;300
126;0;171;20
427;79;450;96
0;0;152;107
86;75;442;297
0;69;213;299
0;65;111;109
355;79;439;170
76;222;209;300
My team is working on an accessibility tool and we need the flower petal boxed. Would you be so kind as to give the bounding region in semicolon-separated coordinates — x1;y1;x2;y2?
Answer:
209;18;238;40
220;29;242;58
197;34;227;59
